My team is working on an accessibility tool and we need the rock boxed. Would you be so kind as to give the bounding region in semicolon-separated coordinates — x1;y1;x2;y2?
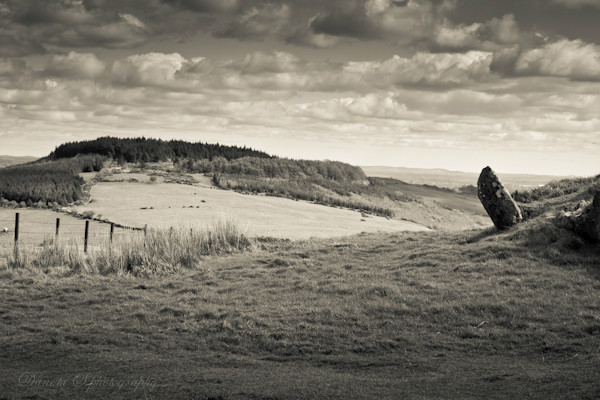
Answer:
576;193;600;242
477;166;523;230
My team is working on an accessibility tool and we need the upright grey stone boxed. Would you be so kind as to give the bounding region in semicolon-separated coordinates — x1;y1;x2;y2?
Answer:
478;166;523;230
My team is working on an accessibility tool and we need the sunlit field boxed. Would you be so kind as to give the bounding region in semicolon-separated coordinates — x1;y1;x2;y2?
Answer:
73;181;430;239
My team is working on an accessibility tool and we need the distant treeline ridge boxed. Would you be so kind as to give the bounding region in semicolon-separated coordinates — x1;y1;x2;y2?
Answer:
50;137;271;163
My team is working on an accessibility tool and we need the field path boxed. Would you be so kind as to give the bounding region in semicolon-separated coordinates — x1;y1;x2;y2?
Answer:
75;182;430;239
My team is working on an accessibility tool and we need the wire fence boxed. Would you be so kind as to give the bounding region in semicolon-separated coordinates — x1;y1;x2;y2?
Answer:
0;212;146;257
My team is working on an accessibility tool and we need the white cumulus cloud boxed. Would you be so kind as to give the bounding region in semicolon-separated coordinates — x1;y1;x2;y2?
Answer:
45;51;106;79
516;39;600;80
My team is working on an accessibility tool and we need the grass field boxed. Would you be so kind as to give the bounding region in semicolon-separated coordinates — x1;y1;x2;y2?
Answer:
1;218;600;399
72;181;430;239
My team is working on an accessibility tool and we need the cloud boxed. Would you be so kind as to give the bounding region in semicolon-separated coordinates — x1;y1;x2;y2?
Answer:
119;13;146;30
286;14;344;48
343;51;495;88
54;19;149;49
295;92;415;122
234;51;303;74
45;51;106;80
14;0;94;26
112;52;187;85
484;14;520;44
2;48;600;168
215;3;291;40
515;39;600;80
434;22;482;50
0;58;26;76
161;0;238;13
309;0;445;43
0;0;149;53
552;0;600;8
432;14;522;52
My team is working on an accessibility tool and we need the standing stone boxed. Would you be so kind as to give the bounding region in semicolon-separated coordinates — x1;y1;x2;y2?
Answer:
478;166;523;230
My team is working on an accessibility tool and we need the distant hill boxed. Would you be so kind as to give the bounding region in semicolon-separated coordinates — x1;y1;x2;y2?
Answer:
361;166;573;192
0;156;37;169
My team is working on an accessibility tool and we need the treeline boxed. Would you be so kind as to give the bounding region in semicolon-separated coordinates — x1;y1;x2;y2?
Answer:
213;174;395;217
182;156;396;215
0;155;104;207
512;176;600;203
184;156;367;184
50;137;271;163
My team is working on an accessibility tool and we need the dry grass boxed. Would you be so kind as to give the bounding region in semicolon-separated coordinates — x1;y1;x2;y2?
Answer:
1;217;600;399
6;220;252;276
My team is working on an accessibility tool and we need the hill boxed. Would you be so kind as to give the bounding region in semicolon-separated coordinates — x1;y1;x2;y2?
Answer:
1;137;493;231
0;155;37;168
362;165;572;192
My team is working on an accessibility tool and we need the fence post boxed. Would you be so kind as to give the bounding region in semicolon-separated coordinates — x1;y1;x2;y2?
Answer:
84;220;89;253
110;223;114;244
14;212;19;244
13;212;19;259
55;218;60;239
144;224;148;237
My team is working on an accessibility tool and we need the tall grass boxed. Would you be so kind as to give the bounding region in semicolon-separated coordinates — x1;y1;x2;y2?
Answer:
6;220;252;275
512;175;600;203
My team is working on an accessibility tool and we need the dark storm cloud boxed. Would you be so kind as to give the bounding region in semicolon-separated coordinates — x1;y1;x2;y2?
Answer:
0;0;151;53
309;8;379;40
214;3;291;40
451;0;600;45
160;0;238;13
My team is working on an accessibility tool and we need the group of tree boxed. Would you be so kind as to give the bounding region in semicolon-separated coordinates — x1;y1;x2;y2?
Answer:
0;155;104;206
50;137;271;164
185;156;367;184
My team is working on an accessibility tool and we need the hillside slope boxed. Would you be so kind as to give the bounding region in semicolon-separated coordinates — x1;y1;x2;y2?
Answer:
0;155;37;168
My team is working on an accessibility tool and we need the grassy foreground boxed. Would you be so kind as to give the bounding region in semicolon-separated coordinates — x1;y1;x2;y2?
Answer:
1;220;600;399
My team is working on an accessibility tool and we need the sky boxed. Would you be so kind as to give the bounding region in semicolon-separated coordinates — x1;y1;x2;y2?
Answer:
0;0;599;176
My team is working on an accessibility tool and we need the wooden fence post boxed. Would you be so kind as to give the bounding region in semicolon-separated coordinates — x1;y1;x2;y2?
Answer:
110;223;114;244
14;212;19;244
55;218;60;239
13;212;19;258
84;220;89;253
